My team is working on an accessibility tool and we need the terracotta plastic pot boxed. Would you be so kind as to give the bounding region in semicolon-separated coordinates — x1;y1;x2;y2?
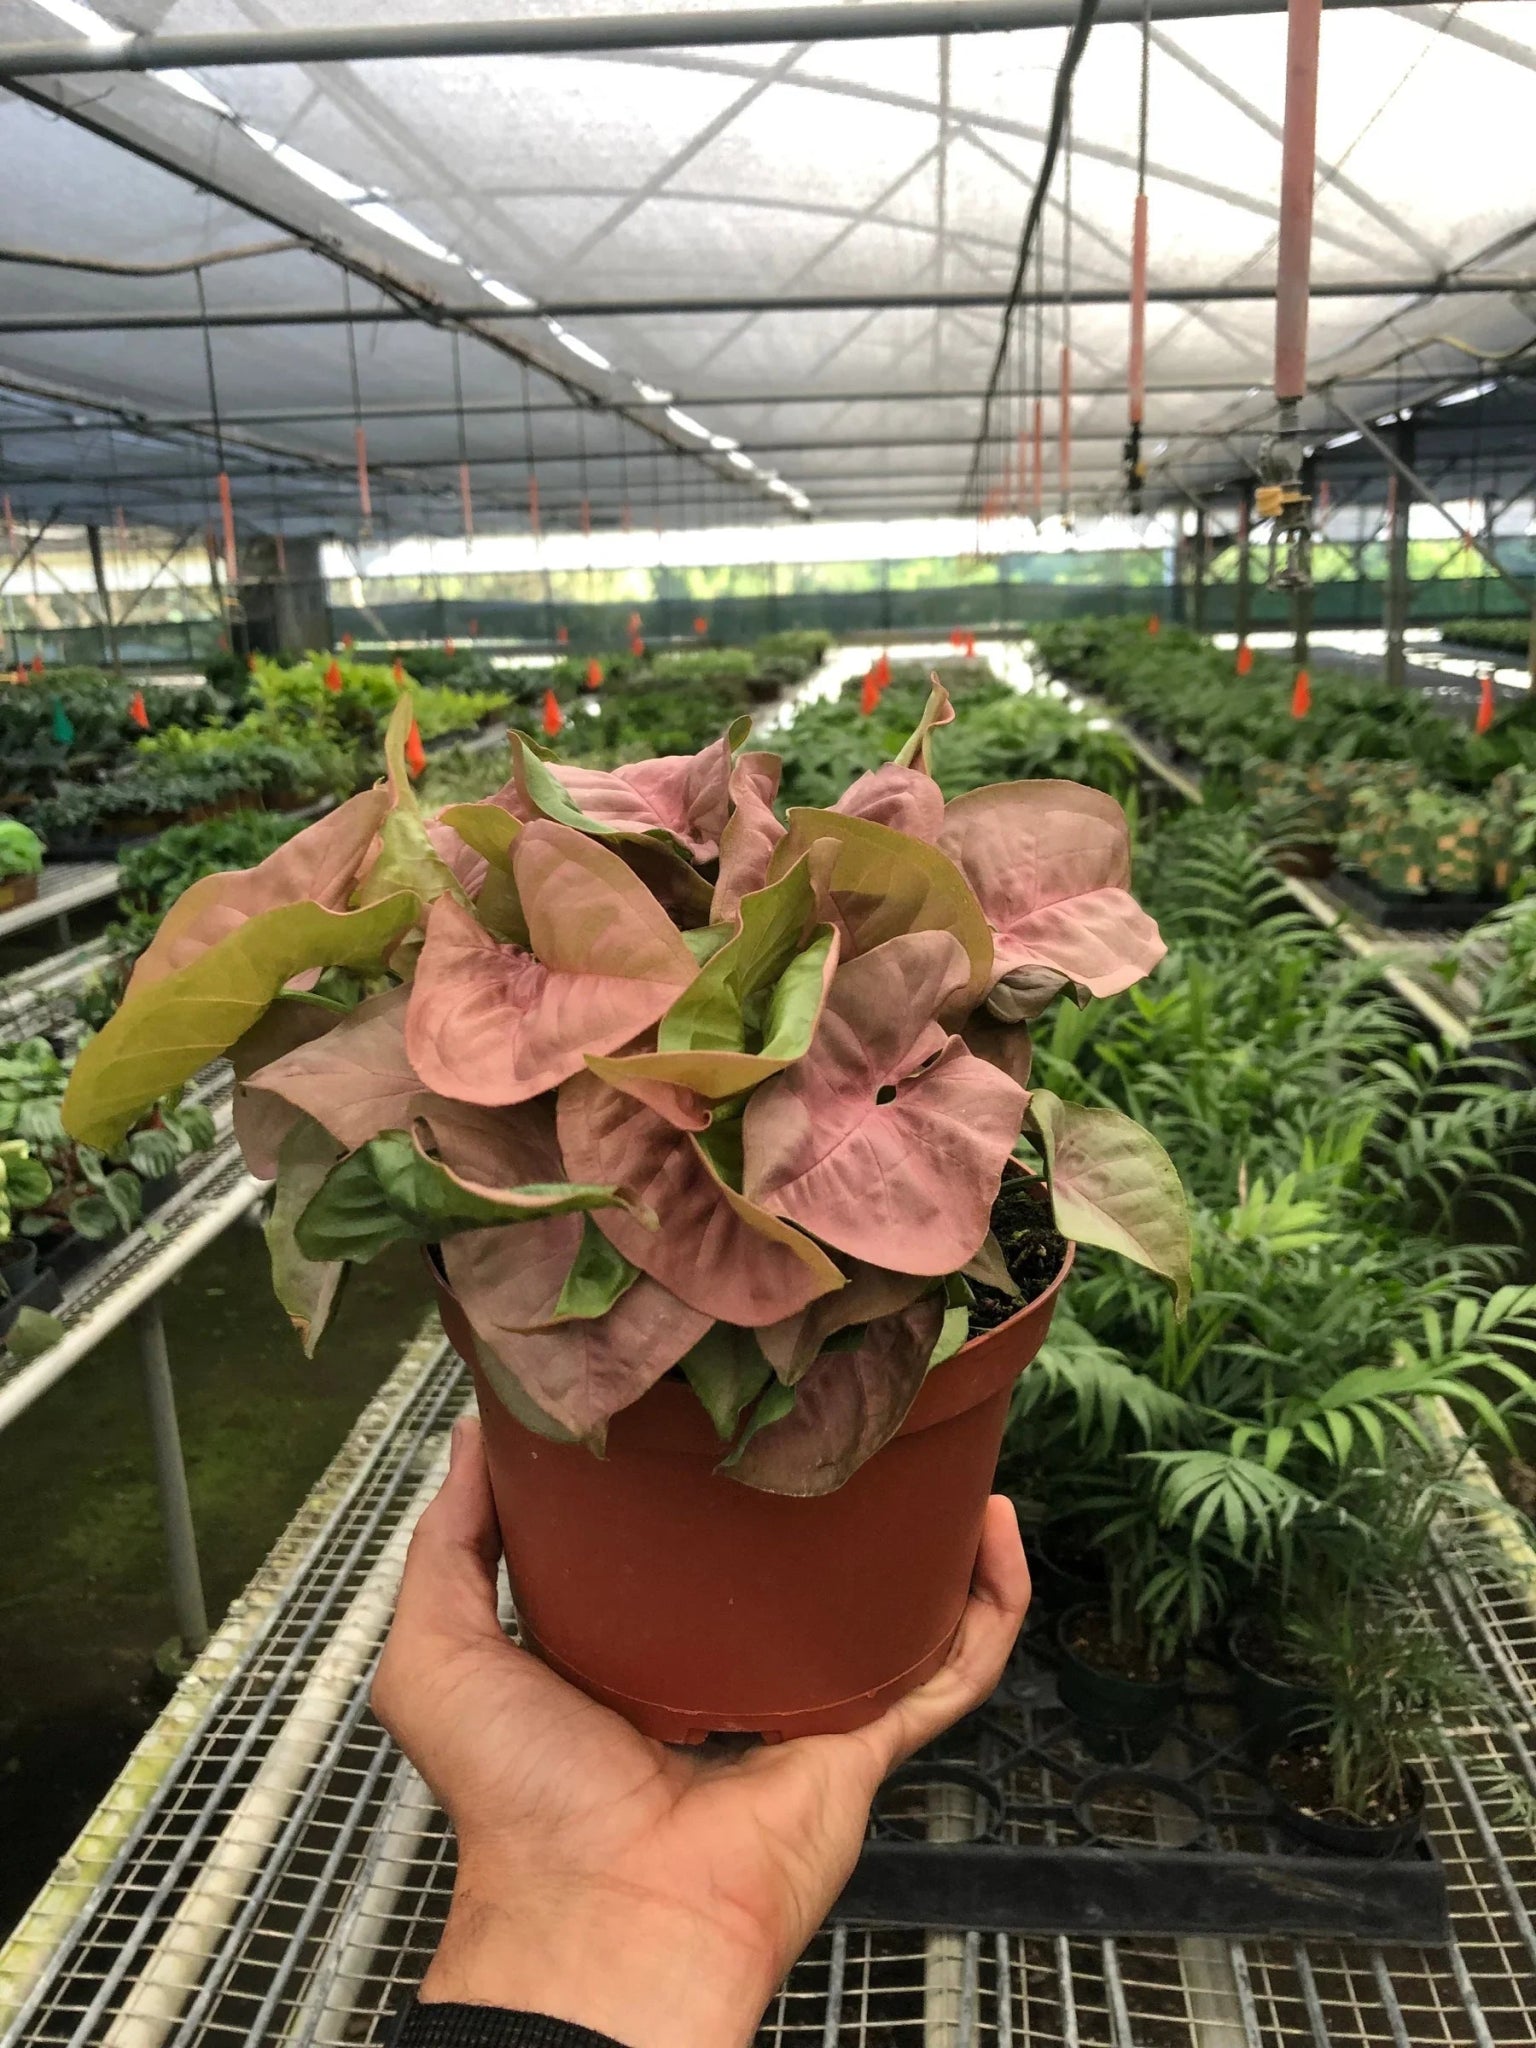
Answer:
434;1249;1072;1744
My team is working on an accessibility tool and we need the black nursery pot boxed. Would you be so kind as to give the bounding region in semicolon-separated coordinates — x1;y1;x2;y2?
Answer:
1027;1516;1111;1614
1055;1604;1184;1760
1266;1749;1426;1860
1227;1615;1328;1752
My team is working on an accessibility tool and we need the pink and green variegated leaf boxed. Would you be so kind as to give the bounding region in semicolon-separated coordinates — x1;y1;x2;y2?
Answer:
510;725;746;861
756;1260;934;1383
728;1294;945;1495
63;892;417;1153
356;695;465;912
448;1226;711;1437
586;856;839;1126
1025;1087;1191;1314
937;781;1166;999
558;1069;843;1326
893;678;956;774
768;809;992;1023
743;931;1027;1275
264;1116;347;1356
833;764;945;841
436;802;529;944
125;785;391;999
405;823;697;1105
712;751;786;922
230;993;350;1179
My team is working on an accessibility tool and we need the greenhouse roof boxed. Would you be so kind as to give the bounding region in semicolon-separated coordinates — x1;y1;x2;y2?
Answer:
1;0;1535;541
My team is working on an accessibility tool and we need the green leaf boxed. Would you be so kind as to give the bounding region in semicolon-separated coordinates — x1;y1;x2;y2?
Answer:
928;1303;972;1371
1025;1088;1192;1315
265;1116;348;1356
682;924;734;965
63;892;418;1151
295;1130;636;1265
680;1322;773;1440
5;1307;66;1360
721;1377;797;1466
550;1218;639;1324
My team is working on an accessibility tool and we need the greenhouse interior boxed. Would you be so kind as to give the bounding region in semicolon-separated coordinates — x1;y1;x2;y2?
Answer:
8;1;1536;2044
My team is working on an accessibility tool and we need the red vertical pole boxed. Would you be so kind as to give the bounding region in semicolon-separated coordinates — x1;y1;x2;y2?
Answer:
354;426;373;521
1275;0;1322;404
459;462;475;542
1031;398;1044;519
1128;192;1149;429
1058;346;1073;514
216;470;238;583
1016;428;1030;515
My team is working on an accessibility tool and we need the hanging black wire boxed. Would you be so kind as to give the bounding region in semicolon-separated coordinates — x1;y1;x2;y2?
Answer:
961;0;1099;516
1124;0;1152;510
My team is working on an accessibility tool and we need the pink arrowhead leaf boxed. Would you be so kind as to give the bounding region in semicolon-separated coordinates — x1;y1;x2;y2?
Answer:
247;984;422;1157
833;764;945;842
230;995;349;1179
426;815;489;898
126;785;390;997
962;1014;1035;1089
558;1069;843;1326
892;678;956;773
729;1294;945;1495
768;809;992;1023
405;822;698;1105
937;781;1166;999
712;751;787;921
447;1228;711;1437
510;725;744;860
743;930;1028;1274
756;1260;934;1384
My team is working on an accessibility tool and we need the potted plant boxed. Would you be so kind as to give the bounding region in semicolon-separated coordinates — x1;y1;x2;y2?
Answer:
0;1136;54;1333
63;687;1190;1740
0;816;44;913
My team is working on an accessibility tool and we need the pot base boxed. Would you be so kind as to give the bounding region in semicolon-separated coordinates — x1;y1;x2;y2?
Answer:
527;1615;963;1745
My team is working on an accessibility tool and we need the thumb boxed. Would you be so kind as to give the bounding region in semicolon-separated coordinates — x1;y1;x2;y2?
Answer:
393;1414;506;1647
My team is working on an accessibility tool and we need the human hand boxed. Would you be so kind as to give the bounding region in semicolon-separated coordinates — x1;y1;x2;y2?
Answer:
372;1414;1030;2048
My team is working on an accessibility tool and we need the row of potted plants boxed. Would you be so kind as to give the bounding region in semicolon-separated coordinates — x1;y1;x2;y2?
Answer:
0;818;45;913
1033;618;1536;914
1003;797;1536;1849
0;1031;218;1333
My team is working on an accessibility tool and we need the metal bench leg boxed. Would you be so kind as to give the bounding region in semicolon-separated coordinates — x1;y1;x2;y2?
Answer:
136;1296;210;1654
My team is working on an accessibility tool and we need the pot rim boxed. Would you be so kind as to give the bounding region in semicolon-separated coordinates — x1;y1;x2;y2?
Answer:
1264;1744;1426;1826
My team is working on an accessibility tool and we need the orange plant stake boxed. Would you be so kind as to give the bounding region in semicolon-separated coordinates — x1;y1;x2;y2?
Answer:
1290;669;1312;719
694;616;708;636
445;637;457;657
324;659;344;694
962;632;976;659
629;636;646;659
542;689;564;738
404;719;428;779
1236;642;1253;676
30;654;44;675
628;611;643;637
1147;614;1160;637
392;658;408;687
128;689;150;731
860;668;881;716
585;657;603;690
1476;669;1496;736
341;631;355;649
872;651;891;690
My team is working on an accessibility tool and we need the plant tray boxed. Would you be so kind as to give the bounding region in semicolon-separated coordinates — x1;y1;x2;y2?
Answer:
1330;870;1504;933
833;1632;1448;1945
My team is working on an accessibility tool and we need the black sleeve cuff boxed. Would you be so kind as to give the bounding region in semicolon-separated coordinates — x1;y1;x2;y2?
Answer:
388;2001;631;2048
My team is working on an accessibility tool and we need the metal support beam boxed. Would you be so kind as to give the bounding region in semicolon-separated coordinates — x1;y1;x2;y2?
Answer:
1384;421;1413;686
85;522;122;676
1191;505;1207;631
1;276;1526;334
136;1297;210;1657
0;506;62;596
1330;391;1536;607
0;0;1395;79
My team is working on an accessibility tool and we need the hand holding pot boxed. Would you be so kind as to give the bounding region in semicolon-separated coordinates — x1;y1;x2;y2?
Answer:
373;1415;1031;2048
